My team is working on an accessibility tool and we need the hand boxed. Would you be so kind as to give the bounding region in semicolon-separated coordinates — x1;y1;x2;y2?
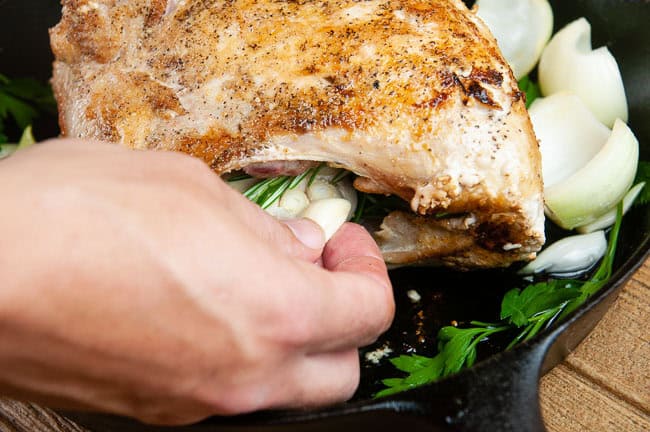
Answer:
0;139;394;425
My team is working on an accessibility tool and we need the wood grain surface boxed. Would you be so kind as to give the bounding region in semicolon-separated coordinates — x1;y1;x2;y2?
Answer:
1;259;648;432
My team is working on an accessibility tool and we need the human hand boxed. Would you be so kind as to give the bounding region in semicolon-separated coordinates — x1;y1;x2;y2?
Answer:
0;139;394;425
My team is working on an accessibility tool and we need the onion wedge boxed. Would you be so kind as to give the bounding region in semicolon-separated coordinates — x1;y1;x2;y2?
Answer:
475;0;553;79
544;119;639;230
519;231;607;275
529;93;609;189
577;182;645;233
538;18;628;128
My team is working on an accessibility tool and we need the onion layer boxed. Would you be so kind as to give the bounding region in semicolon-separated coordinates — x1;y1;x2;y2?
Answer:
529;93;610;189
475;0;553;79
544;119;639;229
519;231;607;275
538;18;628;128
576;182;645;234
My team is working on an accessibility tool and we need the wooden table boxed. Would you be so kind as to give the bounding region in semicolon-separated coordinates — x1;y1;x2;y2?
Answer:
1;260;648;432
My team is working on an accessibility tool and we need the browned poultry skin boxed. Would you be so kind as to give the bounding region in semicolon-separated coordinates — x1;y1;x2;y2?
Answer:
50;0;545;269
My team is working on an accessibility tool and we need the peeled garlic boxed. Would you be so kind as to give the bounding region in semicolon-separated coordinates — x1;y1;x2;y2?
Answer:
519;231;607;275
529;93;610;188
300;198;351;240
278;189;310;218
544;119;638;229
538;18;628;128
577;183;645;234
475;0;553;79
264;198;293;220
307;179;341;201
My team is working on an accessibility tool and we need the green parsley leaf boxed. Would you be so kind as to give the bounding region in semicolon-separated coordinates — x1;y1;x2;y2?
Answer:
0;74;56;143
500;280;582;327
518;75;540;109
376;203;625;398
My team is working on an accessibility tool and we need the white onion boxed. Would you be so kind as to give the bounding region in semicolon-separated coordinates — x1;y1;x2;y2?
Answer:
519;231;607;275
300;198;351;240
538;18;628;128
529;93;610;188
475;0;553;79
544;119;639;229
577;182;645;233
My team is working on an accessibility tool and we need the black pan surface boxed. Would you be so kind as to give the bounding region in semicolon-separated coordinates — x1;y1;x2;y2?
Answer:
0;1;648;431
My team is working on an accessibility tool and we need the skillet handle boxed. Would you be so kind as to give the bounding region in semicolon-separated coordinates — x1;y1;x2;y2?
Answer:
434;341;549;432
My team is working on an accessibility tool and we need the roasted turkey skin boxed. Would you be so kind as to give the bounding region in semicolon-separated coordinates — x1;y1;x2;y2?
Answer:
50;0;545;269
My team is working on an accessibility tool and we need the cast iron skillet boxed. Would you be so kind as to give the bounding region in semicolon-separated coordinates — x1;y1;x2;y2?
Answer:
0;1;648;431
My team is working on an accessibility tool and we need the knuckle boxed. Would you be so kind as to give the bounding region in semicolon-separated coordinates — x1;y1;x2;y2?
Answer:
274;307;316;348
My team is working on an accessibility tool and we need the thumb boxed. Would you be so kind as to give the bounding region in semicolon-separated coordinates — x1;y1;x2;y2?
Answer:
220;181;325;261
282;219;326;254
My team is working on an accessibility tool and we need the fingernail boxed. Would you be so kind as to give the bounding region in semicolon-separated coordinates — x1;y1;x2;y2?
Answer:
284;218;326;250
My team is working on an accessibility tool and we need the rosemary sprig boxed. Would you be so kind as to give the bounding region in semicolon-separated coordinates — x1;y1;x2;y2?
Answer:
330;169;350;184
225;173;254;182
241;165;322;209
376;203;625;398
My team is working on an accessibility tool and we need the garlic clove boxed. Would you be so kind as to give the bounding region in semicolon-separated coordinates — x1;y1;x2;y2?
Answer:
264;198;293;220
519;230;607;275
279;189;310;218
300;198;351;241
538;18;628;128
475;0;553;79
307;179;341;201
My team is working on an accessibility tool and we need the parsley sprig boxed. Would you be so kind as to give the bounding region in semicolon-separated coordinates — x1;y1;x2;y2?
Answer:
518;75;540;109
0;74;56;143
376;204;624;398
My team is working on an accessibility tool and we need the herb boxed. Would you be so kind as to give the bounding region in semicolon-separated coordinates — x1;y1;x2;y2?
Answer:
225;173;254;182
634;161;650;206
242;165;322;209
376;204;624;398
376;322;509;397
0;74;56;143
353;193;407;223
330;169;350;184
518;75;540;109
